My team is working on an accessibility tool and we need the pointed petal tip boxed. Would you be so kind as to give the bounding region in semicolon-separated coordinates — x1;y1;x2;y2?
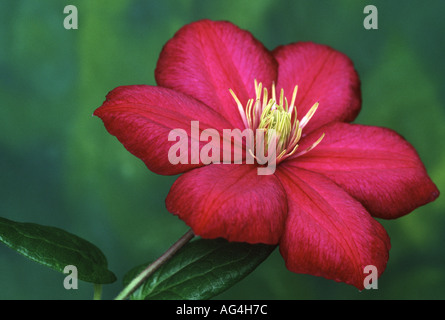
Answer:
292;122;440;219
430;186;440;201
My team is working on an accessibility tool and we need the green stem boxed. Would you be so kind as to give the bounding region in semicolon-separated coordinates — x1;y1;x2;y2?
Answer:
114;229;195;300
93;284;102;300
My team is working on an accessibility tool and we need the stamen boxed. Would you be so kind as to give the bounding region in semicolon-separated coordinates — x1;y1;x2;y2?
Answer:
288;85;298;115
279;142;300;162
229;80;323;164
262;87;268;110
271;82;277;103
245;99;254;129
255;79;262;100
300;102;319;129
293;133;325;158
230;88;249;129
248;148;258;161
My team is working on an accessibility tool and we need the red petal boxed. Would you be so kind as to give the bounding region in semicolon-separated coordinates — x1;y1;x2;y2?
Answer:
276;165;390;290
166;164;287;244
94;85;232;175
155;19;277;129
292;122;439;219
273;42;361;133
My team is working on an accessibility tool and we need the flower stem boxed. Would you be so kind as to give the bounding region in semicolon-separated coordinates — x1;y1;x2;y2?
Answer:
114;228;195;300
93;284;102;300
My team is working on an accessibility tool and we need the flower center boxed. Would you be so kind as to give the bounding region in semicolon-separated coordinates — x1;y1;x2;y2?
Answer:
230;80;325;163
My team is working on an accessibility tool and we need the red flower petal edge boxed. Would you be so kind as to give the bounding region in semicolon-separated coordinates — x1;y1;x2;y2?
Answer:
155;19;277;130
273;42;361;134
94;85;233;175
292;122;439;219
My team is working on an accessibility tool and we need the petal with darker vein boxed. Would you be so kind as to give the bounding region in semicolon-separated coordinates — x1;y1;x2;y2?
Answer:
290;122;440;219
276;164;390;290
166;164;287;244
94;85;232;175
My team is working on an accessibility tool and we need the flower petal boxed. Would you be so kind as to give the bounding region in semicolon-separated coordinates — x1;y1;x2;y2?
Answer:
273;42;361;133
166;164;287;244
94;85;232;175
155;19;278;129
276;165;390;290
292;122;439;219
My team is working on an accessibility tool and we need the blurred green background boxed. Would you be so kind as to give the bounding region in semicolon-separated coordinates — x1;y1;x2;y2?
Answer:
1;0;444;300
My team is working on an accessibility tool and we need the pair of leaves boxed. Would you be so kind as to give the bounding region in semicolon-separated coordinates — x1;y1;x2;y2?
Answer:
0;216;276;299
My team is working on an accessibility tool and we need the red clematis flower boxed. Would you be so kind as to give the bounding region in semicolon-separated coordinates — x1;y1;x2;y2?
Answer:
94;20;439;289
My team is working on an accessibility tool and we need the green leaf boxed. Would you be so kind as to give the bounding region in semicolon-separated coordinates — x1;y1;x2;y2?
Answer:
0;216;116;284
123;238;276;300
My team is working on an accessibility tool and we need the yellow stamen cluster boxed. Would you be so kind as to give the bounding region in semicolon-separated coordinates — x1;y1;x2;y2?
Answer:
230;80;324;163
